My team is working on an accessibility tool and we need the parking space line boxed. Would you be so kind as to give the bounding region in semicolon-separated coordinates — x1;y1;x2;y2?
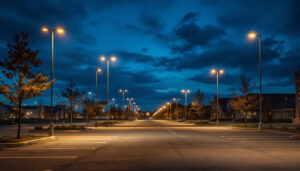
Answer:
0;156;77;159
4;148;96;150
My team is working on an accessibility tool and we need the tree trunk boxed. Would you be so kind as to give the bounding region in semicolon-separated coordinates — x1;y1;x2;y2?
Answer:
70;102;73;126
17;100;22;139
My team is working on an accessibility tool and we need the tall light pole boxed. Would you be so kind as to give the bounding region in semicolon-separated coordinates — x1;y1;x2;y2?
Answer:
248;32;263;131
181;89;190;121
119;89;128;121
96;68;102;102
100;56;117;127
173;98;180;120
211;69;224;126
127;98;134;120
42;26;65;121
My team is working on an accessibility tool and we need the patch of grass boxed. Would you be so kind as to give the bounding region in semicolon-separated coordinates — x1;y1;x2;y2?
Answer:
279;126;289;130
54;125;86;130
0;135;48;143
264;125;274;129
233;124;258;128
193;120;209;125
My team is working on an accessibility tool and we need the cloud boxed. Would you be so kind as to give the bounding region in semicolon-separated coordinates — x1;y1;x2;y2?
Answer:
116;51;155;63
180;11;199;23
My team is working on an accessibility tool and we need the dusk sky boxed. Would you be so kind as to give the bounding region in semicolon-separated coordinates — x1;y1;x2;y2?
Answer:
0;0;299;111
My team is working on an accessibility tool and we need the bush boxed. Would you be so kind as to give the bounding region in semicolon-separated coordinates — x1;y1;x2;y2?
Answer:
280;126;288;130
34;126;44;130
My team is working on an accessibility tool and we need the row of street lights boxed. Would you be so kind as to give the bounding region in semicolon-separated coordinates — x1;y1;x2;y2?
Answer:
153;32;262;131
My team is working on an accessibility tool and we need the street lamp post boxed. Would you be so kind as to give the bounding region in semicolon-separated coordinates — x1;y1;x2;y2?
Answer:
100;56;117;127
173;98;180;120
96;68;102;102
248;32;263;131
181;89;190;121
119;89;128;121
211;69;224;126
127;98;133;120
42;26;65;121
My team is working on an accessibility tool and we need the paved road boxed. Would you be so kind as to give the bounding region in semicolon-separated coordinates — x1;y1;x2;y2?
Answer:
1;120;300;171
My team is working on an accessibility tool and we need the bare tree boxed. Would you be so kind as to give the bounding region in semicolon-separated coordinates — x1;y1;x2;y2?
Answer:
61;79;84;125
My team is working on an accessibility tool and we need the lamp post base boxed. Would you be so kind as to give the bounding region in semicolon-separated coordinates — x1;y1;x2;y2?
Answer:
258;122;263;131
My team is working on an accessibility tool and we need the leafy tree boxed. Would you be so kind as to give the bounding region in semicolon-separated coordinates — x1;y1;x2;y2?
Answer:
229;76;259;125
190;88;206;121
61;79;84;125
82;96;105;121
0;33;53;138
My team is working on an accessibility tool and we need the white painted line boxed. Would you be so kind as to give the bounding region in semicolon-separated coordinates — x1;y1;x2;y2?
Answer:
61;142;107;144
6;148;96;150
0;156;77;159
228;137;287;139
240;141;300;143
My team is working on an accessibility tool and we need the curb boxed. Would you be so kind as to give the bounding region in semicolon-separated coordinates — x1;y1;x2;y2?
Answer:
0;136;56;148
289;135;300;140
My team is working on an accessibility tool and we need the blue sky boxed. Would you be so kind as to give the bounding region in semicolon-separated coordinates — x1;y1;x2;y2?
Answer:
0;0;299;111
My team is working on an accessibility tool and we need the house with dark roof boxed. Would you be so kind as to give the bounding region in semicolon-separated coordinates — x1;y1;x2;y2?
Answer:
214;94;295;121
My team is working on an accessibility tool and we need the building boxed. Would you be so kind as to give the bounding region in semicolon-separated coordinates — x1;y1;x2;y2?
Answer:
0;104;66;120
294;70;300;123
215;94;295;121
0;104;13;119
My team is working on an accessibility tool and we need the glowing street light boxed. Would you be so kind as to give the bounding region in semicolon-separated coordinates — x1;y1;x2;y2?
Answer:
100;56;117;127
96;68;102;102
248;31;263;131
119;89;128;120
211;68;224;125
181;89;190;121
41;26;65;121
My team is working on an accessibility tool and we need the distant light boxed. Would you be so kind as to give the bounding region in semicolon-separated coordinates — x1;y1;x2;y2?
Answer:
97;68;102;73
187;90;191;93
181;89;185;93
124;89;128;93
119;89;122;93
173;98;176;101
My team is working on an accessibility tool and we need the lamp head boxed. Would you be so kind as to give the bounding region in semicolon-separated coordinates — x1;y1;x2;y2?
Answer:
42;27;49;32
219;69;224;75
187;90;191;93
56;27;65;34
97;68;102;73
211;69;216;74
100;56;106;62
181;89;185;93
248;32;257;38
110;56;117;62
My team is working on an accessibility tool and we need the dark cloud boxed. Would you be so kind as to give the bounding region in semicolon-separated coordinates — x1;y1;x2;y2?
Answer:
116;51;155;63
125;15;164;34
180;12;199;23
